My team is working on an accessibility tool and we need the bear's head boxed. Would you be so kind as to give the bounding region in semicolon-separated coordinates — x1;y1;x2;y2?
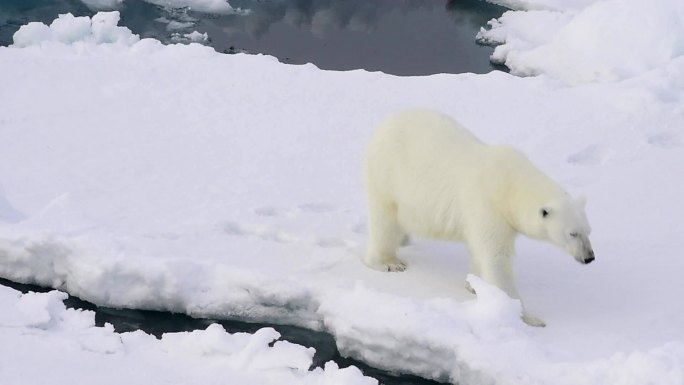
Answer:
537;196;595;264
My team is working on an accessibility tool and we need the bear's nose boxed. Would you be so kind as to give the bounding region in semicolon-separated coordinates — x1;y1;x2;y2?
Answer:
584;251;595;264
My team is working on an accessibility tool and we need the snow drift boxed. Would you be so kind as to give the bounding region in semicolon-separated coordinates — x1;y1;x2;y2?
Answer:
479;0;684;84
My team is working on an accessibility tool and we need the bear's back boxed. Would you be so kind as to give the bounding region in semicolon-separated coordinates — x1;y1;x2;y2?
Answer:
367;109;485;176
365;109;489;239
375;109;481;149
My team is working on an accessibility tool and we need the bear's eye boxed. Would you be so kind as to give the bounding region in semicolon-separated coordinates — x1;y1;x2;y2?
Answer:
569;232;579;238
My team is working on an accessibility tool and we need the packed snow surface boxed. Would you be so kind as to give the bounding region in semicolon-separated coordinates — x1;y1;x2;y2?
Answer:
2;6;684;385
0;285;375;385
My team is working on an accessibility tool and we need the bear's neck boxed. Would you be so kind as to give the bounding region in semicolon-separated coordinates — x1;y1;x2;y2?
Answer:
491;157;567;237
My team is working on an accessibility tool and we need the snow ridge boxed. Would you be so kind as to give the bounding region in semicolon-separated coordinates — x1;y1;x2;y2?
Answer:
0;285;376;385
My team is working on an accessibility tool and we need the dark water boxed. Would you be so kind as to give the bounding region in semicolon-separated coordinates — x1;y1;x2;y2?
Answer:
1;278;446;385
0;0;507;75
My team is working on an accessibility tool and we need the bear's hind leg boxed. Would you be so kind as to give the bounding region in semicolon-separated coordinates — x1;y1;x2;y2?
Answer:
365;200;407;272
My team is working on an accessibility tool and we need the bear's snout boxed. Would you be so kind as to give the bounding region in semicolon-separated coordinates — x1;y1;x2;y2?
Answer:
572;235;594;265
579;249;595;264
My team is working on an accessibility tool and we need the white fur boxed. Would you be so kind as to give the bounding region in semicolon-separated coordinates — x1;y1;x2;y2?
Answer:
363;109;594;327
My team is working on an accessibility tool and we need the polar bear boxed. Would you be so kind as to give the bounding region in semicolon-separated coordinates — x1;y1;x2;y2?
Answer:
363;109;594;327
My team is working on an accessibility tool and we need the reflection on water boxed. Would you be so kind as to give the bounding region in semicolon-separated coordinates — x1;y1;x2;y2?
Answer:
0;0;507;75
0;278;446;385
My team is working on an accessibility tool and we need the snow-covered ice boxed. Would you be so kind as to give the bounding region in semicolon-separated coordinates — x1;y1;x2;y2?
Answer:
12;12;139;48
181;30;209;43
0;285;375;385
479;0;684;84
1;4;684;385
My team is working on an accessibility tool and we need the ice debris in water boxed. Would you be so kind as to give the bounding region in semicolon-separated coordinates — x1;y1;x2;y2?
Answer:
12;12;139;48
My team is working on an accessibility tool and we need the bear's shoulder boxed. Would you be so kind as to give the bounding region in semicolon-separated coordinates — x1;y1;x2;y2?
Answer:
487;145;534;171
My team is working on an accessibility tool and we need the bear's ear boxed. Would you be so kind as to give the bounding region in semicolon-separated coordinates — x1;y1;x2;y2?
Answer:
540;207;550;218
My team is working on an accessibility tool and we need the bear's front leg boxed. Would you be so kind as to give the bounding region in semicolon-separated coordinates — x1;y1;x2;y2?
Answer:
465;255;482;294
521;312;546;327
364;200;407;272
481;252;545;327
468;238;546;327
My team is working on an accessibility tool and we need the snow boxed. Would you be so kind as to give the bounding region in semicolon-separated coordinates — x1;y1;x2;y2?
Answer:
1;6;684;385
479;0;684;84
0;285;375;385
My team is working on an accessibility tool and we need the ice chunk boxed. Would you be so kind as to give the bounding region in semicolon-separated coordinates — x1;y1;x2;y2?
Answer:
12;12;140;48
49;13;92;44
185;31;209;43
0;289;68;328
11;22;53;48
91;11;139;45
